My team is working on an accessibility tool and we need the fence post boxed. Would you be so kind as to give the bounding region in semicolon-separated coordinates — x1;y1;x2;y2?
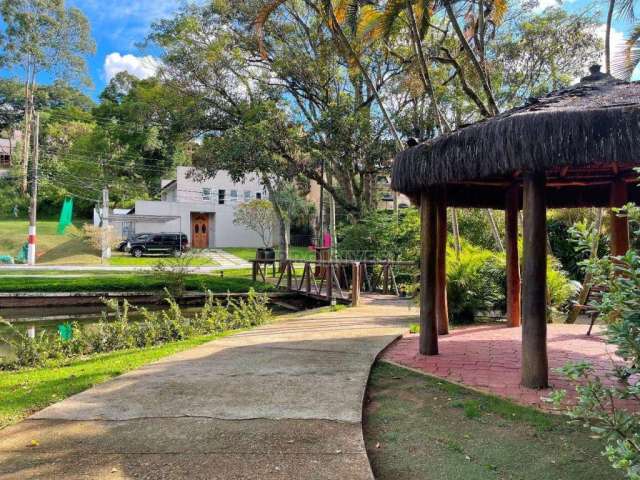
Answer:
352;262;361;307
327;262;334;304
305;262;311;293
383;262;390;294
252;261;257;282
286;261;293;290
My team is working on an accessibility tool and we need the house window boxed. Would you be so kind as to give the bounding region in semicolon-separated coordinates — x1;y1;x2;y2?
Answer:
218;189;226;205
202;188;211;201
244;190;252;202
255;192;262;200
230;190;238;204
0;155;9;168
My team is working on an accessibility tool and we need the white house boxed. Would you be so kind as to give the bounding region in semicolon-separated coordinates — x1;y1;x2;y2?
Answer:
103;167;274;249
0;130;21;178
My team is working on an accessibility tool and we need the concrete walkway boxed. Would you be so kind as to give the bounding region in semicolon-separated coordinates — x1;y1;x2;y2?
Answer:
0;297;414;480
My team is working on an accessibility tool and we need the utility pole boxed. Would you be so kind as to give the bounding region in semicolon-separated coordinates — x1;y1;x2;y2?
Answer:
101;187;111;262
27;112;39;266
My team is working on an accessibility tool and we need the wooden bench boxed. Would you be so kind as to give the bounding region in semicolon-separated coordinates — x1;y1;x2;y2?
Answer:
571;284;607;336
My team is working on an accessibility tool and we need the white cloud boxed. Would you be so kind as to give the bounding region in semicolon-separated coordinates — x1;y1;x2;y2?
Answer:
103;52;160;81
534;0;560;11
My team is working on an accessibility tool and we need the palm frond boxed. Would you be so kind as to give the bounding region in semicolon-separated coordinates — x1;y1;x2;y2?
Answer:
489;0;507;26
378;0;406;40
253;0;288;59
356;5;384;43
616;0;636;22
612;23;640;80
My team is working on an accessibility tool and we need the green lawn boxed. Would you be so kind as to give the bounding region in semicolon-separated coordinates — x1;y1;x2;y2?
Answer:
364;361;621;480
0;219;101;265
0;273;272;293
224;246;315;261
0;332;242;429
108;253;216;267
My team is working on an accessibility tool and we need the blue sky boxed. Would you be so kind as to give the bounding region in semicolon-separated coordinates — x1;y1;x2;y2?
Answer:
0;0;637;102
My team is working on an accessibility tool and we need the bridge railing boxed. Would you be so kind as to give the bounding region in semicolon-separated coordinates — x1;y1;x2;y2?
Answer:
250;258;415;306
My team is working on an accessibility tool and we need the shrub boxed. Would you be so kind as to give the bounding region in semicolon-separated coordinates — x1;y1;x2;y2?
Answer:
0;289;272;370
81;224;119;252
153;257;194;297
446;243;506;323
551;248;640;480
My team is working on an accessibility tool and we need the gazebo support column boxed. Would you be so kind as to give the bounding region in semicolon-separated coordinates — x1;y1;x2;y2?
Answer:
610;177;629;256
521;172;548;389
436;191;449;335
505;184;521;328
420;191;438;355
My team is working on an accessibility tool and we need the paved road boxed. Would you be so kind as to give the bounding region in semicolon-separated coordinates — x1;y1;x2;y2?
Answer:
0;296;414;479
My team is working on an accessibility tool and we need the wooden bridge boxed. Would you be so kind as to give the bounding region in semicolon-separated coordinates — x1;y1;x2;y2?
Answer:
251;258;415;306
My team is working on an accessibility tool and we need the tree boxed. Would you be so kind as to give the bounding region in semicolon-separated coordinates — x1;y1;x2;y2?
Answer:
149;1;403;220
0;0;95;192
269;183;316;263
234;199;275;248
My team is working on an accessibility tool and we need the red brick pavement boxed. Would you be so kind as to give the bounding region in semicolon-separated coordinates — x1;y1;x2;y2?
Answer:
382;323;637;411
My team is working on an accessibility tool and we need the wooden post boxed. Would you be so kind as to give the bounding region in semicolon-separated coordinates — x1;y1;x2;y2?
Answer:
505;184;521;328
326;262;334;302
383;262;390;294
435;193;449;335
610;177;629;256
305;262;311;293
286;261;293;290
420;191;438;355
252;261;257;282
521;172;548;389
352;262;361;307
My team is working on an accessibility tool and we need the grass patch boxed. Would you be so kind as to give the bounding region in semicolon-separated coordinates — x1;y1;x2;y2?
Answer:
223;246;314;261
108;253;217;267
0;219;100;265
0;331;241;429
364;361;621;480
0;273;272;293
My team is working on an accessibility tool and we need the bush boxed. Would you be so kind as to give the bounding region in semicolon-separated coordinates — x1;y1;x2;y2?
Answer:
0;289;272;370
446;242;506;323
81;224;119;252
337;208;420;260
153;256;194;297
551;248;640;480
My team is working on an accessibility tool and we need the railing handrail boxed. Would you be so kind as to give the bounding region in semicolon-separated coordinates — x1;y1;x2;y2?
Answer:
250;258;415;266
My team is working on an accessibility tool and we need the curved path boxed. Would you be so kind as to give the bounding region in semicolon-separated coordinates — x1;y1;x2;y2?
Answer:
0;296;413;479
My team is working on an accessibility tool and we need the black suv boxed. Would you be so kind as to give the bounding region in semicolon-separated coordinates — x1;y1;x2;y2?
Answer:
128;233;189;258
117;233;150;252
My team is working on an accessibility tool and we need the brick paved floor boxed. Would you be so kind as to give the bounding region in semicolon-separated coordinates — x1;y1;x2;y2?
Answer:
382;323;637;411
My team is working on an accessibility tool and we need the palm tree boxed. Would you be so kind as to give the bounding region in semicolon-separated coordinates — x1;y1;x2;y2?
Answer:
613;0;639;79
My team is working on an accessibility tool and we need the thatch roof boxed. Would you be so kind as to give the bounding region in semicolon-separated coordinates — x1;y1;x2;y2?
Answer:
392;66;640;198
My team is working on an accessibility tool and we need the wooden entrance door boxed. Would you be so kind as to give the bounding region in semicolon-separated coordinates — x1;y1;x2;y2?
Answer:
191;213;209;249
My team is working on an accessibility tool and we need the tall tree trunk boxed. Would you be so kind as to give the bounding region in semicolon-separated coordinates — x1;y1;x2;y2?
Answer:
405;2;448;132
605;0;616;73
21;80;32;194
487;209;504;252
443;1;499;115
265;179;289;268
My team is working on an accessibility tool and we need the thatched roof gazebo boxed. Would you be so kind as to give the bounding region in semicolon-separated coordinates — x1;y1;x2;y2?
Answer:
391;66;640;389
